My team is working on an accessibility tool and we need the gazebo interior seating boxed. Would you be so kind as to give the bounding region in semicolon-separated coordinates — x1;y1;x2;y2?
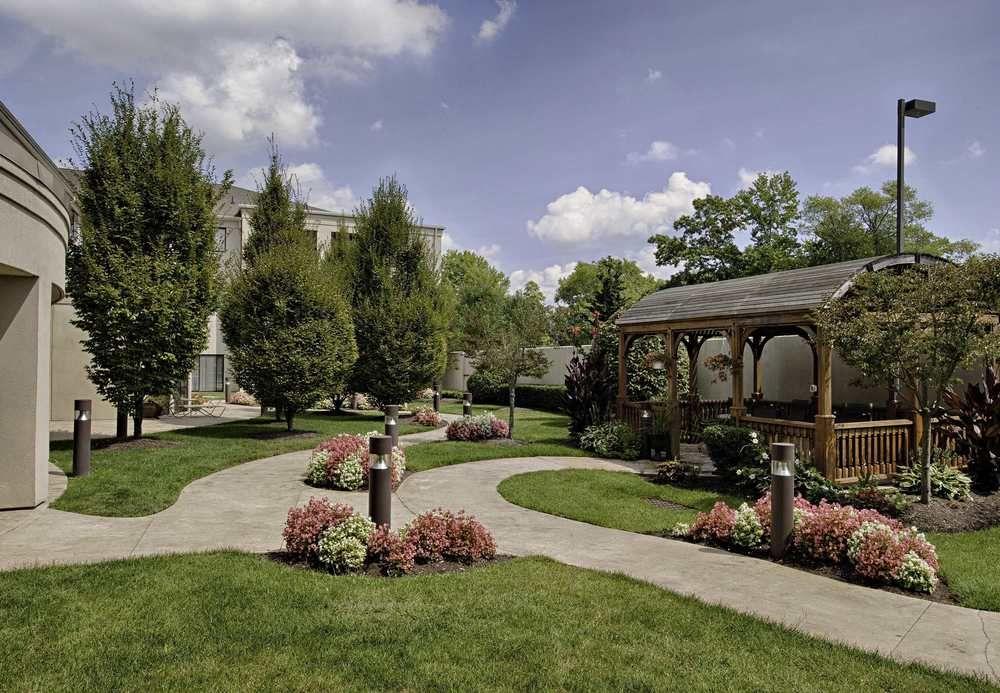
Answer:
615;253;953;483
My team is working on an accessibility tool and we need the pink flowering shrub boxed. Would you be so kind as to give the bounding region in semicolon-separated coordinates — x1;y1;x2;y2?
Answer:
283;497;354;562
412;407;444;427
405;508;497;564
446;413;510;441
689;502;736;543
367;525;417;575
306;432;405;490
229;389;257;406
677;495;939;593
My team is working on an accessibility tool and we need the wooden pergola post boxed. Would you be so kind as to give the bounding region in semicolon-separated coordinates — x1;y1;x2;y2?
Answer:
665;330;681;459
728;325;745;420
617;331;628;418
813;330;837;480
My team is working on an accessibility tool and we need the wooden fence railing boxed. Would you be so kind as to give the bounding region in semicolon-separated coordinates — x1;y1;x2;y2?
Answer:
678;397;730;442
741;416;816;463
833;419;912;482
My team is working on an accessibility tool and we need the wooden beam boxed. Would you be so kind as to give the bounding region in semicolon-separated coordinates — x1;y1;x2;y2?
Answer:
813;329;836;480
665;330;681;459
728;325;746;420
617;331;628;417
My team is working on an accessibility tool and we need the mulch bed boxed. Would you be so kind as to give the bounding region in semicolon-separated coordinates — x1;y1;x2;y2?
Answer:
902;492;1000;533
250;430;319;441
266;551;510;577
91;437;179;452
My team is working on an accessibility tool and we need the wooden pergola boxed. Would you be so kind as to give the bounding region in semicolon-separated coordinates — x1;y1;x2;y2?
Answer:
615;254;945;482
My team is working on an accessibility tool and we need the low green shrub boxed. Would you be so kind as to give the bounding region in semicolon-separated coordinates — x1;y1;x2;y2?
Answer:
898;451;972;501
580;422;641;461
701;425;762;481
654;459;701;485
468;371;567;413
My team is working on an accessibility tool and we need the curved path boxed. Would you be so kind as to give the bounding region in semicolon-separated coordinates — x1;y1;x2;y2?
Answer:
0;441;997;682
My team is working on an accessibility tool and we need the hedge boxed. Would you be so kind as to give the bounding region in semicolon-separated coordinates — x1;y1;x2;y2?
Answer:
467;372;566;413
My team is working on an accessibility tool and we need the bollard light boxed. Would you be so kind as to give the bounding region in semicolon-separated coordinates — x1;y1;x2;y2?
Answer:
640;408;653;460
368;435;393;527
73;399;92;477
432;382;441;413
384;405;399;447
463;391;472;417
769;442;795;560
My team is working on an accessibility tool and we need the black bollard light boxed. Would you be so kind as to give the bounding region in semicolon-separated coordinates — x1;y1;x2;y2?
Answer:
463;392;472;417
770;442;795;560
432;381;441;413
224;378;231;404
368;435;393;528
73;399;92;477
384;405;399;447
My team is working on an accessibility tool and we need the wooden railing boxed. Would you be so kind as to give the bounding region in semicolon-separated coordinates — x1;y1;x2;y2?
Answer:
678;396;730;442
833;419;911;481
741;416;816;463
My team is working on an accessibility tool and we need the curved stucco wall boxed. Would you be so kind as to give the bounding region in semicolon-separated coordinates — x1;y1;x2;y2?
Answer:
0;103;70;508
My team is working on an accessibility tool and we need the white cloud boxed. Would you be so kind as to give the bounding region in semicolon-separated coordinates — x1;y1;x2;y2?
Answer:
526;172;711;244
477;0;516;42
626;140;679;164
441;231;460;253
854;144;915;174
159;39;319;148
2;0;449;147
440;101;450;110
509;262;577;302
370;119;384;132
478;243;501;259
646;67;662;82
754;128;765;139
440;234;501;261
721;137;736;150
968;140;985;158
626;245;677;281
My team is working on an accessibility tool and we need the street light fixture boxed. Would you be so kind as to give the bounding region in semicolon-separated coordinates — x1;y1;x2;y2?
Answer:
896;98;936;254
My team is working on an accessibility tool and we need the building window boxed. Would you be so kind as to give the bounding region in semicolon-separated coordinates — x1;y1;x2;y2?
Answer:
191;354;225;392
215;227;227;254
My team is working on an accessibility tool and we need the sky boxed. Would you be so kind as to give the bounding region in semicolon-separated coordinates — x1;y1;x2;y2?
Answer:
1;0;997;301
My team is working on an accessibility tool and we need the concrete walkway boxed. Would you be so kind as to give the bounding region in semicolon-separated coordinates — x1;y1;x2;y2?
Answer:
50;404;263;441
0;442;997;683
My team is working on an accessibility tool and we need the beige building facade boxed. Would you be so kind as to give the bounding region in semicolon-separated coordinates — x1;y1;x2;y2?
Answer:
0;102;72;509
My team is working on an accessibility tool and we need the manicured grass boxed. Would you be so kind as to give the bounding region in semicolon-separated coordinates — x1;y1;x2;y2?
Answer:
405;407;586;472
931;527;1000;612
412;397;497;416
49;412;424;518
0;553;985;691
499;469;745;533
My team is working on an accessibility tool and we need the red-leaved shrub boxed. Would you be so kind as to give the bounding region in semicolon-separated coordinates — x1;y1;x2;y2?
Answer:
367;525;417;575
793;501;902;564
445;414;510;441
283;497;354;562
689;502;736;543
405;508;497;564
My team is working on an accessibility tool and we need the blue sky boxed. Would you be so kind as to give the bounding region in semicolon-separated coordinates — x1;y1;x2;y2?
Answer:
1;0;996;299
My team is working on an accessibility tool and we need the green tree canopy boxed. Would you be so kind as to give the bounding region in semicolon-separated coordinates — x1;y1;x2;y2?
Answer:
441;250;509;353
552;257;659;343
649;172;802;286
339;177;450;405
801;181;978;265
67;83;231;438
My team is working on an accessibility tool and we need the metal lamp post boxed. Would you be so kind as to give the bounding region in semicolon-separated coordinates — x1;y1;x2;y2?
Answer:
432;381;441;413
368;435;393;527
895;98;936;254
73;399;92;477
463;392;473;417
384;405;399;448
640;407;653;460
769;442;795;560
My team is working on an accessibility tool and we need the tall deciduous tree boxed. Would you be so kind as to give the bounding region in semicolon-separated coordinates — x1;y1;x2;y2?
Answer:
649;172;802;286
553;257;660;342
219;146;356;430
801;181;978;265
67;84;231;438
814;256;1000;502
473;282;551;437
340;177;449;406
441;250;508;353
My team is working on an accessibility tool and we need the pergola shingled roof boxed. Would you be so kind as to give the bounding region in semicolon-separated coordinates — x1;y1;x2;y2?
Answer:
617;253;945;327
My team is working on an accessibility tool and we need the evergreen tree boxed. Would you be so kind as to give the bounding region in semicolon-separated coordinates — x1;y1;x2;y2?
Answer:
340;177;449;406
219;146;357;430
67;83;231;438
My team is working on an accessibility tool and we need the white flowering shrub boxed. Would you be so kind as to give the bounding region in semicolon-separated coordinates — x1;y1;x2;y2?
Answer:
306;450;331;486
896;551;939;593
730;503;765;549
317;514;375;573
336;456;365;491
670;522;691;538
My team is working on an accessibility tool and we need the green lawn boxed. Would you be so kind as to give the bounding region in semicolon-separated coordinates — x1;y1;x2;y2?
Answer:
50;412;425;518
931;527;1000;611
499;469;745;533
0;553;985;691
405;407;586;472
412;397;497;416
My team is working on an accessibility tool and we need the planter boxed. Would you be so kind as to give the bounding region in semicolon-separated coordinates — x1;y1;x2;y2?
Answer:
142;401;163;419
647;433;672;461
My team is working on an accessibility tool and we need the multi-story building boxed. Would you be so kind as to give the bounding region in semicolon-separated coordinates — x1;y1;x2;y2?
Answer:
52;175;445;416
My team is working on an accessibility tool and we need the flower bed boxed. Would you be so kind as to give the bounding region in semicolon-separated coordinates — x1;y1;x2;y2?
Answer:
446;413;509;441
412;407;444;427
672;495;940;593
282;497;497;575
305;431;405;490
